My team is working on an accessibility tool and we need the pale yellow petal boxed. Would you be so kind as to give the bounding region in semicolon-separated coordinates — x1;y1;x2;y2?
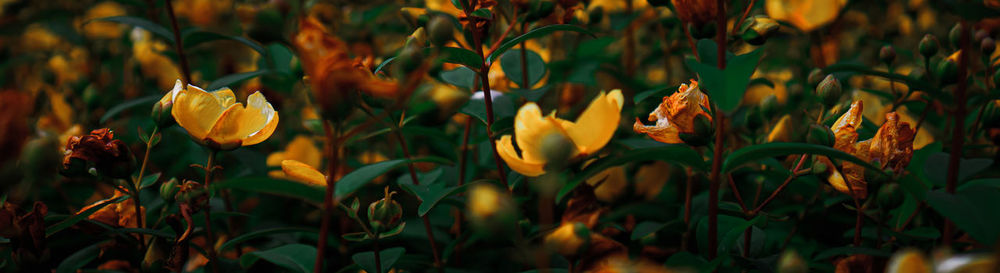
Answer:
236;91;274;139
496;135;546;177
564;90;624;155
513;103;559;164
281;160;327;186
242;109;279;146
172;87;228;140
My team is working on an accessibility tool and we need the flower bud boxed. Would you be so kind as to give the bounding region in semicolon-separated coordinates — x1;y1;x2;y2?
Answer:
406;27;427;48
949;24;962;49
741;15;779;46
367;187;403;233
807;124;835;147
760;94;779;118
159;178;180;202
810;158;828;175
936;58;958;86
540;132;576;171
777;249;808;273
876;183;904;208
150;102;174;128
526;0;556;22
544;222;590;256
395;44;425;76
879;45;896;65
427;16;453;47
919;34;938;58
807;68;824;89
817;74;842;106
467;183;516;234
975;29;989;44
680;114;713;146
982;37;996;55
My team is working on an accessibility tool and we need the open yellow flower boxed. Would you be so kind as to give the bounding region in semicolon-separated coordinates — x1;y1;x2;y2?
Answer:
633;80;712;144
267;136;322;178
170;81;278;150
497;90;624;177
766;0;846;32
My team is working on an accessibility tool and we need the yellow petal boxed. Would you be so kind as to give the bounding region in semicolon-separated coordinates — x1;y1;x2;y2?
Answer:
767;0;844;32
240;91;279;146
285;136;322;168
886;250;931;273
586;166;627;202
204;104;246;149
513;103;561;164
832;100;863;149
207;86;237;107
172;86;228;140
266;151;287;177
281;160;327;186
158;79;184;106
564;90;624;155
767;115;793;142
496;135;546;177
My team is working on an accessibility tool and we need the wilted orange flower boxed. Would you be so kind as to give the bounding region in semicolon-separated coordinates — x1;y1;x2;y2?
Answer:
77;190;145;230
867;112;915;172
823;101;915;198
293;16;398;115
63;128;136;179
825;100;866;198
633;80;712;144
672;0;717;25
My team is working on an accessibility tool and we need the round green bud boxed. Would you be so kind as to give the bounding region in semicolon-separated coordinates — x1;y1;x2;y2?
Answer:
810;158;828;175
741;15;779;46
368;189;403;233
160;178;180;202
936;58;959;86
879;45;896;65
949;24;962;49
807;68;825;89
540;132;576;171
427;16;453;47
778;249;808;273
817;74;842;106
919;34;938;58
395;44;425;76
807;124;835;147
876;183;904;208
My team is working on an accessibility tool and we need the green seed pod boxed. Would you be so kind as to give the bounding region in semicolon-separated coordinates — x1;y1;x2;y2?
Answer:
877;183;904;208
160;178;180;202
919;34;938;58
807;124;835;147
540;132;576;171
367;188;403;233
427;16;453;47
936;58;958;86
949;24;962;49
879;45;896;65
817;74;842;107
777;249;809;273
395;44;425;77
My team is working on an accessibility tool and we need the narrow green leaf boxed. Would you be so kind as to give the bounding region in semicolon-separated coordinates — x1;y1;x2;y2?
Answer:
183;30;267;56
219;227;315;252
414;180;486;216
91;16;174;43
138;172;161;190
926;186;1000;244
335;157;451;199
212;177;325;204
719;215;764;254
46;195;128;237
351;247;406;273
207;70;270;90
55;242;104;273
487;25;595;63
459;92;516;125
240;244;317;273
100;95;159;123
437;47;484;69
722;142;884;174
557;145;707;202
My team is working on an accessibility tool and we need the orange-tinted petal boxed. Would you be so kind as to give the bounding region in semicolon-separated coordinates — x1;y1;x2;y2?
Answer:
281;160;327;186
513;103;562;164
172;85;228;140
564;90;624;155
496;135;546;177
240;91;279;146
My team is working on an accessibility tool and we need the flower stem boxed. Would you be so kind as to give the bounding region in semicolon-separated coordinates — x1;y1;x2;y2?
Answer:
944;20;971;248
392;125;443;268
202;150;220;273
164;0;192;85
470;15;509;189
707;0;726;262
132;126;156;250
374;234;383;273
315;122;340;273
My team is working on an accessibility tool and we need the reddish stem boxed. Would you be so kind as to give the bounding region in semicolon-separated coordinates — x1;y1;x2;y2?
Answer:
944;20;970;248
707;0;726;262
315;122;339;273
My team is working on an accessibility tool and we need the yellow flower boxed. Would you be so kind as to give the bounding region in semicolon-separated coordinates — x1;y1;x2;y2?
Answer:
172;0;232;26
21;24;64;52
79;1;127;39
544;222;588;256
886;249;930;273
633;80;712;144
267;136;322;178
281;160;327;186
170;81;278;150
467;183;509;219
766;0;846;32
47;47;89;85
585;164;627;203
132;29;183;89
767;115;794;142
496;90;625;176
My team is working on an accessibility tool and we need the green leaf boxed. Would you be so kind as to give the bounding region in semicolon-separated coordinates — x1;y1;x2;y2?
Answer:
405;180;487;217
471;8;491;19
437;47;483;68
440;66;477;90
722;142;884;174
183;31;266;56
924;153;993;187
351;247;406;273
459;92;516;126
500;49;546;88
91;16;174;43
138;172;161;190
557;145;707;202
240;244;317;273
335;157;451;199
99;95;159;123
55;242;104;273
212;177;325;204
46;195;128;237
684;44;763;113
207;70;270;90
720;215;764;254
219;227;315;252
926;185;1000;244
487;25;595;64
